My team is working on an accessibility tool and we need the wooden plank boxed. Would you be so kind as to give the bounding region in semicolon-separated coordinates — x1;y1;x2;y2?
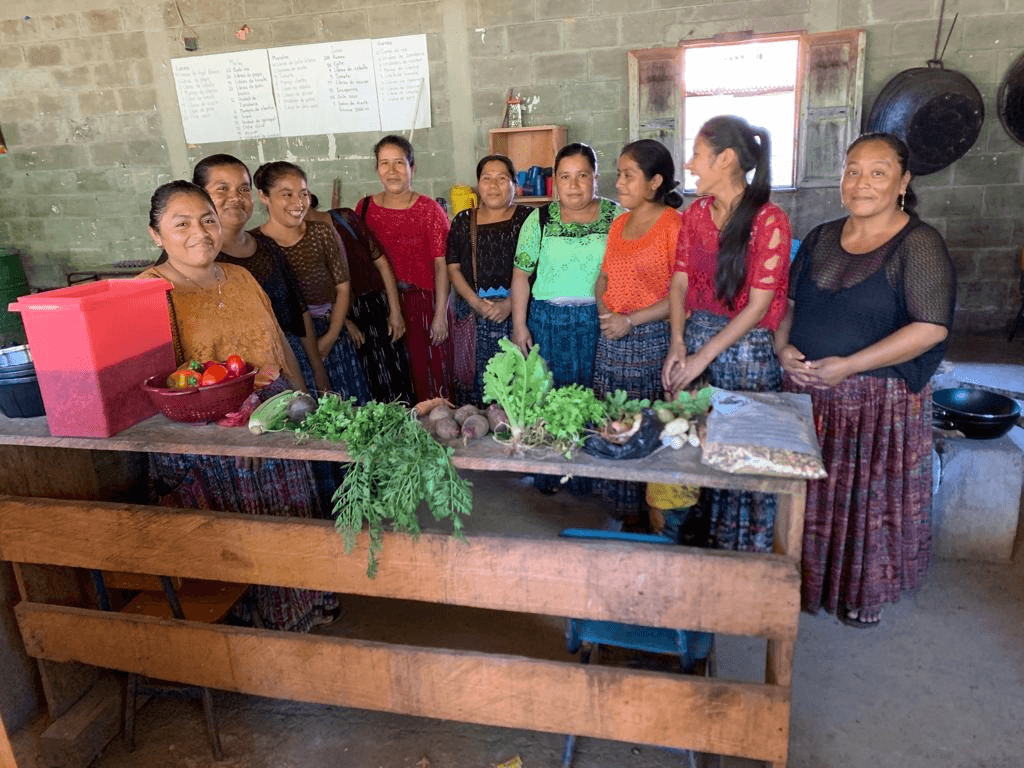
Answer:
0;414;806;494
0;709;17;768
0;497;801;640
766;638;795;688
16;603;791;764
773;482;806;560
10;564;101;720
40;675;122;768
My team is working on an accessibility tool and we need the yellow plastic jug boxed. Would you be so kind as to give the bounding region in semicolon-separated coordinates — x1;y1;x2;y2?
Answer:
450;186;478;214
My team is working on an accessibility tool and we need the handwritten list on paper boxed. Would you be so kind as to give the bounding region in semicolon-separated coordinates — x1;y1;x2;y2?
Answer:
172;34;431;144
171;49;279;144
372;35;430;131
269;39;381;136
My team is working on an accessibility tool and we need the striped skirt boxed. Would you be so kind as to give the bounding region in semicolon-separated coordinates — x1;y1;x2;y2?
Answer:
686;311;782;552
592;320;670;517
149;452;339;633
349;290;414;404
786;374;933;617
526;300;599;388
474;314;512;405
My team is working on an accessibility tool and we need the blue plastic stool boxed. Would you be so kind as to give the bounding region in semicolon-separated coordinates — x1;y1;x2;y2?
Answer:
558;529;715;768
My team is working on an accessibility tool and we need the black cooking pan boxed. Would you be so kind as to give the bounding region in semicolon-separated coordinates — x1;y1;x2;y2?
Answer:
997;51;1024;146
867;62;984;176
932;388;1021;440
865;7;984;176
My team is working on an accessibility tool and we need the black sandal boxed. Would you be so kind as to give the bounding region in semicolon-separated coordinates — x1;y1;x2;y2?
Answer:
839;607;882;629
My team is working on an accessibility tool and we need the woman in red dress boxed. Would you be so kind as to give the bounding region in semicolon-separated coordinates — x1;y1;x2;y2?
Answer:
357;135;453;402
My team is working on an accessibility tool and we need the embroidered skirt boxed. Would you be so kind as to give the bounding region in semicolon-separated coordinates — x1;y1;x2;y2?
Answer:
349;290;414;404
685;311;782;552
474;314;512;405
592;320;670;516
149;452;339;633
785;374;933;616
400;288;454;403
526;300;599;388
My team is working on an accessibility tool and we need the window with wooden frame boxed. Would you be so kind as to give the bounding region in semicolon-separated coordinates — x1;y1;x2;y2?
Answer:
628;29;865;190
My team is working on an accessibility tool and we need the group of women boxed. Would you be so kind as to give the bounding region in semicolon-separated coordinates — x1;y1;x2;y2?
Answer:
142;116;954;631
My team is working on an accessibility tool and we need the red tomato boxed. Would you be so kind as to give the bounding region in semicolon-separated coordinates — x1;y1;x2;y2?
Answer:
200;363;229;387
202;360;219;372
225;354;246;378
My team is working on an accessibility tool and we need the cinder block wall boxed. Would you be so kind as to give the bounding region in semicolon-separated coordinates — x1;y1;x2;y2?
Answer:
0;0;1021;333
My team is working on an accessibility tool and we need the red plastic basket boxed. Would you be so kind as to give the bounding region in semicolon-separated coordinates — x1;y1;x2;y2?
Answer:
141;365;257;423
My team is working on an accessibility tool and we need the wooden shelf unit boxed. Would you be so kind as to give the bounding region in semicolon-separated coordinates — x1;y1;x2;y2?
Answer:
489;125;566;204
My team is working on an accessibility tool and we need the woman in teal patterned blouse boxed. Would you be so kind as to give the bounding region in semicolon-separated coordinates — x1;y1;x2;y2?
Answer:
510;142;623;388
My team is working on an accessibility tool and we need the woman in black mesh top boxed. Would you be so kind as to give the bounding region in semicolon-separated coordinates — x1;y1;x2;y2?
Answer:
775;133;955;628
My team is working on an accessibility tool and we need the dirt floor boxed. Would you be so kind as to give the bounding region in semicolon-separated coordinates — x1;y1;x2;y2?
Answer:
9;332;1024;768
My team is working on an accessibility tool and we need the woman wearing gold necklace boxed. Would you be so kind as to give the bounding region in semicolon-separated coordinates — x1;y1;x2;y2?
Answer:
138;180;339;632
139;181;305;391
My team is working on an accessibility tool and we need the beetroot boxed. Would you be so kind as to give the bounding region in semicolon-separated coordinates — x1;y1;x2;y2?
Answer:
433;418;460;441
461;414;490;440
486;404;509;432
454;404;482;425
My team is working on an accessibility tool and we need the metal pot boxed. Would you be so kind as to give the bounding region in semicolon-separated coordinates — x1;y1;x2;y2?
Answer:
866;61;984;176
997;51;1024;146
932;387;1021;440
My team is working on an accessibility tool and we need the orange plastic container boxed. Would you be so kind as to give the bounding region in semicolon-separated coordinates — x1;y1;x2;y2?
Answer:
9;279;175;437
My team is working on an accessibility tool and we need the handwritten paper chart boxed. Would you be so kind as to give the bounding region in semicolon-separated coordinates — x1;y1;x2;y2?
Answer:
171;49;280;144
172;35;431;144
372;36;430;131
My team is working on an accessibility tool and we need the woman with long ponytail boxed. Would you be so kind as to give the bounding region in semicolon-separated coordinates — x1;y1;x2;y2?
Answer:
661;115;792;552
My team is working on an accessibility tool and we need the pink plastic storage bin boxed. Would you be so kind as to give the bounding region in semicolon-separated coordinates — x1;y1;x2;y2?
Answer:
9;279;175;437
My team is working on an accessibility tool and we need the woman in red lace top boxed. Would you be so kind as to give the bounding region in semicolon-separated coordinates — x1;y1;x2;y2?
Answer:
661;115;792;553
357;135;453;402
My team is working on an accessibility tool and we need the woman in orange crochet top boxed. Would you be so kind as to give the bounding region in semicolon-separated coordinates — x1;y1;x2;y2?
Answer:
593;139;683;523
661;115;791;552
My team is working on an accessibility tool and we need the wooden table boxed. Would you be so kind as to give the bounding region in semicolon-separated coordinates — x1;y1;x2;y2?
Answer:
0;413;805;767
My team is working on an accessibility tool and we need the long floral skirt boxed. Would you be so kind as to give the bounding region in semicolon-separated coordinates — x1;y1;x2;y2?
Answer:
785;374;933;616
149;452;339;632
592;320;670;517
686;311;782;552
287;316;371;404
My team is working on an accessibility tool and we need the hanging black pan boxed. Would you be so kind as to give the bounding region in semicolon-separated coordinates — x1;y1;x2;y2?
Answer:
866;7;984;176
997;51;1024;145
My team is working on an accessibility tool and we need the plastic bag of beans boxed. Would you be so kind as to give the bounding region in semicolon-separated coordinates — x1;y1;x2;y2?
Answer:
700;391;826;479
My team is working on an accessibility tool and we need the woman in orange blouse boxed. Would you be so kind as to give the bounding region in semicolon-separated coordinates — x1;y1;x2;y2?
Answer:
593;140;683;522
594;139;683;400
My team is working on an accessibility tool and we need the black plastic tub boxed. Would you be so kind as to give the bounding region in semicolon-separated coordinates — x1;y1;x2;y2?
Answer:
0;373;45;418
